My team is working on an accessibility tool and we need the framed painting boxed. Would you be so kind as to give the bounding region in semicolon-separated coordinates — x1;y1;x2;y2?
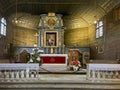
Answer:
98;44;104;54
44;31;58;47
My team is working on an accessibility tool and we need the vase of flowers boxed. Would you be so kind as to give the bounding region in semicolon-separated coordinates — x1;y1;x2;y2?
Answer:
28;48;42;65
71;60;81;71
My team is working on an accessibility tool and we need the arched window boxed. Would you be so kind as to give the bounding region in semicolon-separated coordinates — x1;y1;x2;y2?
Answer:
0;17;7;36
96;21;103;38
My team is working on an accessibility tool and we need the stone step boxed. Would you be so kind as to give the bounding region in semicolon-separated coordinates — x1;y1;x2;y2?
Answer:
0;79;120;90
1;74;120;90
40;64;67;71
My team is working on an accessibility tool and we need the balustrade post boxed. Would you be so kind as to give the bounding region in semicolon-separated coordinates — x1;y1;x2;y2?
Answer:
115;71;119;78
92;70;95;79
102;71;105;79
97;70;101;79
26;68;30;78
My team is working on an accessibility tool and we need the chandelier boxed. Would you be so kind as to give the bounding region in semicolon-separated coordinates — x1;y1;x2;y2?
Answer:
93;1;99;24
12;0;21;24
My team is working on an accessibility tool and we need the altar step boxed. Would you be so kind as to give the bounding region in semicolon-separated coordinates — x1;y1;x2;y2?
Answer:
0;78;120;90
1;74;120;90
39;69;87;74
39;64;87;74
40;64;67;71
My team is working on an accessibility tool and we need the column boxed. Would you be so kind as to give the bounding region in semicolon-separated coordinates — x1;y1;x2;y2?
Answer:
40;14;47;27
38;30;41;47
56;14;63;27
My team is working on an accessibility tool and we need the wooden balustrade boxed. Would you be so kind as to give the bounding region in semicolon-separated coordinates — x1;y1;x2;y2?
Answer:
87;64;120;80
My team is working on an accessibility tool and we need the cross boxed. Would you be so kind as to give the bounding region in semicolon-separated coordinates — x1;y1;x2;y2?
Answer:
34;33;39;46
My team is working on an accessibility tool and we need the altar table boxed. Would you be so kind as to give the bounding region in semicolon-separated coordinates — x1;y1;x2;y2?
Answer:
40;54;68;70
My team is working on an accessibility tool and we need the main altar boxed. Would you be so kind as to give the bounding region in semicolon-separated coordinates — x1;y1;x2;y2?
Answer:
12;12;90;71
37;13;68;70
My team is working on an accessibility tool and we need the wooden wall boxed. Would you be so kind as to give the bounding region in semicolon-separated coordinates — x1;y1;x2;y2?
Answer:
64;27;89;47
12;26;37;47
90;6;120;60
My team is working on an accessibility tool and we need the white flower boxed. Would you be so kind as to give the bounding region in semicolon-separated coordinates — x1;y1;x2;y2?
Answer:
29;58;33;62
36;57;40;61
31;53;33;55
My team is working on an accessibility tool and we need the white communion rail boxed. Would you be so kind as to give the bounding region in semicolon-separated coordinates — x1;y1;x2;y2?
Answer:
0;63;39;79
87;64;120;80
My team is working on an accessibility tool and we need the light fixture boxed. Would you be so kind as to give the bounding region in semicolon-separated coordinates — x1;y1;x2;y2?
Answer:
93;16;97;24
93;1;99;24
12;0;22;24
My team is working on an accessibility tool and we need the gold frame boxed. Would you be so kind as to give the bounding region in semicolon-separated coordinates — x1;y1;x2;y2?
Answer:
44;31;58;47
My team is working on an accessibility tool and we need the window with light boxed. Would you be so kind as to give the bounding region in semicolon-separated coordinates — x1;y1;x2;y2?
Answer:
0;17;7;36
96;21;103;38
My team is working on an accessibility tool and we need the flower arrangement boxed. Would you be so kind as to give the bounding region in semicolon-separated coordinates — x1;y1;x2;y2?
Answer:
28;48;43;65
72;60;81;71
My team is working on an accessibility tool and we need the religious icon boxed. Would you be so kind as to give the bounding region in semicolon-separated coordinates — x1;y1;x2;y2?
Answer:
98;44;104;53
44;31;58;47
45;32;57;47
47;18;56;27
46;17;57;29
47;35;55;46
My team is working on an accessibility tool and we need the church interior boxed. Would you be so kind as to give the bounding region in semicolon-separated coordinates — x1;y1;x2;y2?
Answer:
0;0;120;90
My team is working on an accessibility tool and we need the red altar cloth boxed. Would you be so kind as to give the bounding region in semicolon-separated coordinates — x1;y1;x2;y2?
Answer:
41;56;66;64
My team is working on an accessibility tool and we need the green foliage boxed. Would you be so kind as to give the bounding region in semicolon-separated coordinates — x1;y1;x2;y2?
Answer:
28;48;41;64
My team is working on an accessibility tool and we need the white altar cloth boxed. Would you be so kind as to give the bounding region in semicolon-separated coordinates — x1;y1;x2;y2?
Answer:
88;64;120;71
0;63;39;70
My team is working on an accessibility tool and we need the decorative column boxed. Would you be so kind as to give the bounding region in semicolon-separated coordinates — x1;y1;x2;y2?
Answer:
38;30;41;47
39;14;47;48
62;31;65;54
56;14;63;27
40;14;47;27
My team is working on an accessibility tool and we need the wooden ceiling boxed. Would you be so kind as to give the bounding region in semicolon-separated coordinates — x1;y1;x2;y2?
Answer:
0;0;120;29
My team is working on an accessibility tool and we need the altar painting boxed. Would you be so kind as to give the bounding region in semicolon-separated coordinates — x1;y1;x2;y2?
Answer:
44;31;58;47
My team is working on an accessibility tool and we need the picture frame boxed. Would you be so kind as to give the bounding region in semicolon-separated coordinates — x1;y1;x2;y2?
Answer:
98;44;104;54
44;31;58;47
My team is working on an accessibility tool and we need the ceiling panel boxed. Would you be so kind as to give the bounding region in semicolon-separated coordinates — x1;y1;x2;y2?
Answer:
0;0;120;29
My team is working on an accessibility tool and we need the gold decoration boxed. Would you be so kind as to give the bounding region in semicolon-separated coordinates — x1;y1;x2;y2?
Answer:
46;15;57;29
